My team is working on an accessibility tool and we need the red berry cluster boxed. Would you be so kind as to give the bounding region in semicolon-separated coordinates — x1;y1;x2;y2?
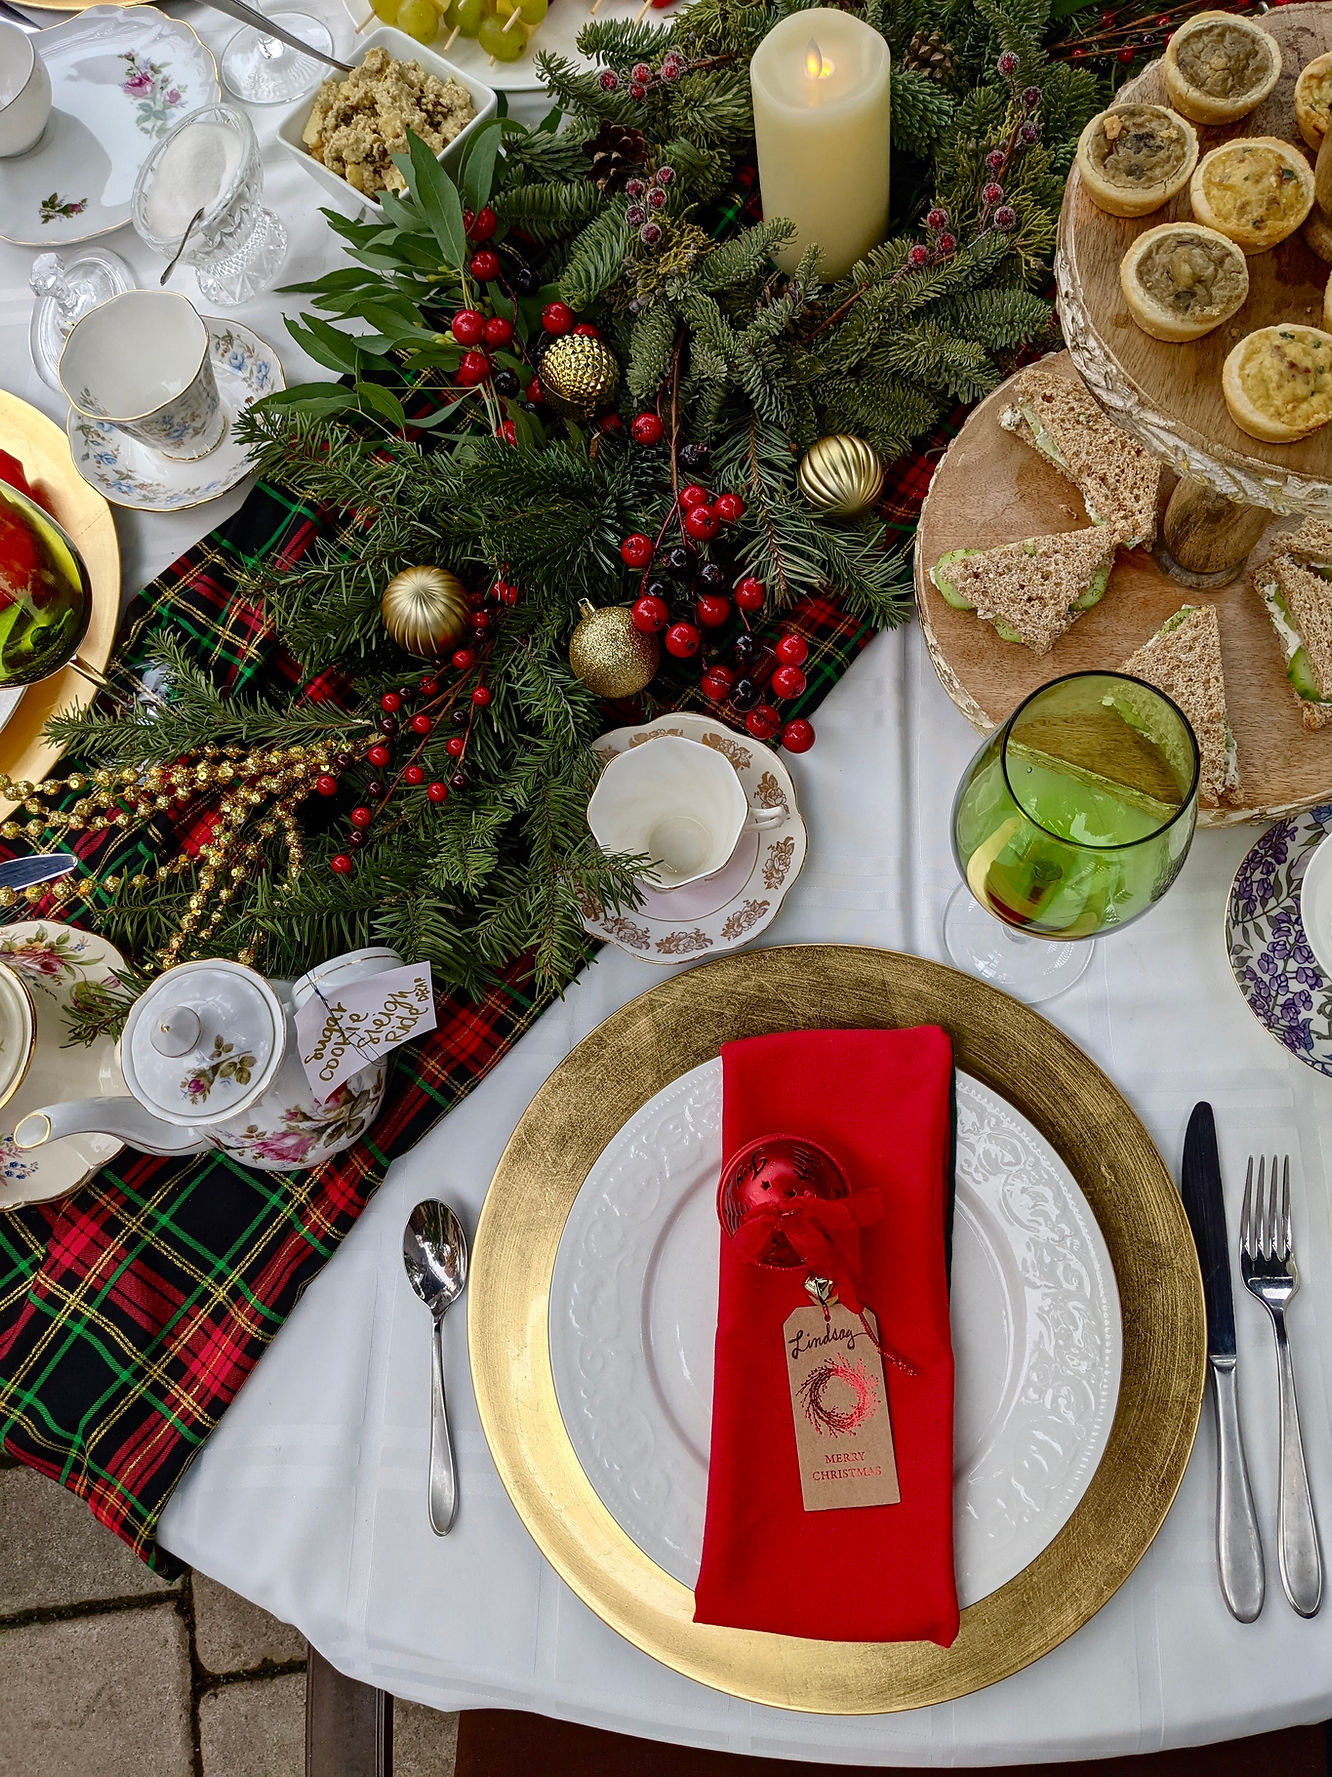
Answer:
598;46;688;100
326;576;519;876
700;630;813;751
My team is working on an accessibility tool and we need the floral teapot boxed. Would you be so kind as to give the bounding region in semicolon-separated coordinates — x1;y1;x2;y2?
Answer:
13;948;402;1172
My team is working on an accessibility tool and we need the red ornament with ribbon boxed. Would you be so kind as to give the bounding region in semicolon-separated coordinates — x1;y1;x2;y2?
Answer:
717;1133;913;1372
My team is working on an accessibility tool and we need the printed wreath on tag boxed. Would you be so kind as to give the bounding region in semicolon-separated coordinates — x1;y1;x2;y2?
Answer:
798;1355;878;1437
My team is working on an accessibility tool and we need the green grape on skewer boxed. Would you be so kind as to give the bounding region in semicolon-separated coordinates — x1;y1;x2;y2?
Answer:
479;8;527;58
397;0;440;39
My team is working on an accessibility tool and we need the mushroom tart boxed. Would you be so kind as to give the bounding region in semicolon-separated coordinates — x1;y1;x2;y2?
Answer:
1162;10;1281;125
1295;51;1332;153
1075;103;1198;218
1189;138;1314;256
1222;325;1332;443
1119;223;1249;342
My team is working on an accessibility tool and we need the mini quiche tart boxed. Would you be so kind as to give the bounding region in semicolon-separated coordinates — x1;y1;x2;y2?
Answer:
1119;223;1249;342
1189;138;1314;255
1222;325;1332;443
1075;104;1198;218
1295;51;1332;152
1162;10;1281;125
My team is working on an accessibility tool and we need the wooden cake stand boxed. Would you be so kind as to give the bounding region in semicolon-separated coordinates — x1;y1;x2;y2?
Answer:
914;353;1332;825
1056;1;1332;586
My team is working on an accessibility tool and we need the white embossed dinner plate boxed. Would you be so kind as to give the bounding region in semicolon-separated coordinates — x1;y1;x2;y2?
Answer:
549;1059;1122;1609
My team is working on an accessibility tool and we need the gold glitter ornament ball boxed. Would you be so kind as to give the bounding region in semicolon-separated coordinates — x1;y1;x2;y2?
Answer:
568;599;659;697
538;335;620;418
797;434;885;519
381;566;470;657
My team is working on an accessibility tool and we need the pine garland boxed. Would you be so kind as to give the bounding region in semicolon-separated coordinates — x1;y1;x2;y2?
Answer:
40;0;1104;1021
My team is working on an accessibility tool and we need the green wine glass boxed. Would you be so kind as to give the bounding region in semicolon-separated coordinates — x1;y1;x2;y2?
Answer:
0;483;92;692
947;671;1200;1002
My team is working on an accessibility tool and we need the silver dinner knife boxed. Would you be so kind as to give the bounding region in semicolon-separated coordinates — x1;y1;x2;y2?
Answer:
0;854;77;892
1182;1101;1265;1622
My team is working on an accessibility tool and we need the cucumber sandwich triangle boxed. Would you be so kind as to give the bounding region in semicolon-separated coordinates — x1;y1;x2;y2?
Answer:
1118;604;1241;808
930;527;1118;654
1251;519;1332;733
1000;362;1166;551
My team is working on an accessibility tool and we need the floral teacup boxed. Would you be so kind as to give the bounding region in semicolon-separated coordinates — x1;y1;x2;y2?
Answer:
58;289;226;462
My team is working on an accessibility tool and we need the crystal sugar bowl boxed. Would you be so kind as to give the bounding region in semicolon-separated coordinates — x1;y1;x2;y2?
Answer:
132;103;287;307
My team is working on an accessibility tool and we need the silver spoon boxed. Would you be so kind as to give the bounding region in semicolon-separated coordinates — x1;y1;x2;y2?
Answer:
160;207;205;288
191;0;354;72
402;1201;468;1536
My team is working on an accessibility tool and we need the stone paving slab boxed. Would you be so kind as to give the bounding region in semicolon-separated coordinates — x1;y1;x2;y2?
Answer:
193;1571;306;1674
0;1603;192;1777
0;1468;177;1617
199;1670;306;1777
395;1699;459;1776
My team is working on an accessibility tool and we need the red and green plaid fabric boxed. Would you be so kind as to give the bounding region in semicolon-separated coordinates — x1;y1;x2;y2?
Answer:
0;410;955;1571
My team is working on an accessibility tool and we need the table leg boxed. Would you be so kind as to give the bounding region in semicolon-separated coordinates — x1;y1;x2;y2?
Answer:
1155;479;1270;589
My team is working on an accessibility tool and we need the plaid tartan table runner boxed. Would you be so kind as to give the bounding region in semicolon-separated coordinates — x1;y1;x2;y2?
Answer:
0;417;951;1572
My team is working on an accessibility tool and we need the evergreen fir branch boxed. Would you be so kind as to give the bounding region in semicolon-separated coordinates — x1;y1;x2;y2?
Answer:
493;178;601;239
559;202;632;310
889;66;956;160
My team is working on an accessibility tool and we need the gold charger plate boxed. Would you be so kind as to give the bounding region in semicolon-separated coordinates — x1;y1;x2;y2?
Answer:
469;943;1205;1713
0;391;121;821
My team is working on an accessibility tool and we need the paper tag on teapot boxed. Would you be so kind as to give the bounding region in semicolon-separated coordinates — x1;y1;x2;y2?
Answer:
296;963;436;1102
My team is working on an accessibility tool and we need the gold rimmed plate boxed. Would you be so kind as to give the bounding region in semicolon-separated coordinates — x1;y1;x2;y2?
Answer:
0;391;120;823
469;943;1205;1712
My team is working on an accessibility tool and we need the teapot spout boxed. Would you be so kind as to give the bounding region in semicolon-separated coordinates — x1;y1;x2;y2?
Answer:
13;1097;206;1158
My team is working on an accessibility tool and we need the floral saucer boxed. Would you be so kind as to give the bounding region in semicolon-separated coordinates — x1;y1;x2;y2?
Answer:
0;921;127;1209
66;318;283;513
0;8;219;247
583;711;806;966
1226;806;1332;1077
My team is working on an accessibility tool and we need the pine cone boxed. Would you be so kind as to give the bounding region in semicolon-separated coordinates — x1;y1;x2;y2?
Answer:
904;28;956;83
581;120;649;191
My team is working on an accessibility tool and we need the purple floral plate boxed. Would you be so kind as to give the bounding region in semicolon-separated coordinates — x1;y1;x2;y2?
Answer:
1227;806;1332;1076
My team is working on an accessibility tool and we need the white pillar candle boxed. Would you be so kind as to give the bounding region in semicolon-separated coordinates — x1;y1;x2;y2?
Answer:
750;7;891;282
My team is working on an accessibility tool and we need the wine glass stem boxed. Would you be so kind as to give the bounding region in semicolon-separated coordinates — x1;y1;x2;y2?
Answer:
258;34;284;60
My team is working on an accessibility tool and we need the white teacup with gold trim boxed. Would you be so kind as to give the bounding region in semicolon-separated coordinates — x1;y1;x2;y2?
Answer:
59;290;227;462
588;734;784;891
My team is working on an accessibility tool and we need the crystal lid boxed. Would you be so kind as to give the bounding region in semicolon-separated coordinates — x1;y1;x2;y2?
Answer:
121;961;285;1126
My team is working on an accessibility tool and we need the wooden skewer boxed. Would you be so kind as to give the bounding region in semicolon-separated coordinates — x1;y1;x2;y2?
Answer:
355;6;377;29
589;0;603;13
502;8;521;30
443;23;460;47
634;0;649;19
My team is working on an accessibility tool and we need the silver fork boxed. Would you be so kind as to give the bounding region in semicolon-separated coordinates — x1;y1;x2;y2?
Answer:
1240;1156;1323;1618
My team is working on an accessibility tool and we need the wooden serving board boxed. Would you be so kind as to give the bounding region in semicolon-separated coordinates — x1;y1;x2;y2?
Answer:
913;353;1332;825
1057;2;1332;510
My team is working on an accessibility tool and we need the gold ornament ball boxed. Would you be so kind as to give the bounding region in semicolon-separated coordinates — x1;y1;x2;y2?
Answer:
538;335;620;418
568;599;659;698
797;434;885;519
381;566;470;658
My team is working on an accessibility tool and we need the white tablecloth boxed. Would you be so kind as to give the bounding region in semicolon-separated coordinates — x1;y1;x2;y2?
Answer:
4;10;1332;1758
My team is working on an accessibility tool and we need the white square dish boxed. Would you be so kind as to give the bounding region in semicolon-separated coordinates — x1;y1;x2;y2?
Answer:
275;27;497;217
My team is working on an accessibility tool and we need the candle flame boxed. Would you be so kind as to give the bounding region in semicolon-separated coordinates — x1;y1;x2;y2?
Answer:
804;37;834;78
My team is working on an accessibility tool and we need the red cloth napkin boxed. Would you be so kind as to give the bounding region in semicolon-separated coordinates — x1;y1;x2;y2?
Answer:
692;1027;959;1645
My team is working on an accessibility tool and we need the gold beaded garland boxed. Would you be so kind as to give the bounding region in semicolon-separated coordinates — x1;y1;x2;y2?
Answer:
538;335;620;418
797;434;885;519
381;566;470;658
567;599;659;698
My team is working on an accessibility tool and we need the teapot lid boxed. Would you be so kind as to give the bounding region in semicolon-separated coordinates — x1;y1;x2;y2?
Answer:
122;960;285;1126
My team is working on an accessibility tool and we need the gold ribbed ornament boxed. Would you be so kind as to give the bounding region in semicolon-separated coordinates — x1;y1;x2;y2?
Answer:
797;434;885;519
538;335;620;418
380;566;470;657
568;599;659;698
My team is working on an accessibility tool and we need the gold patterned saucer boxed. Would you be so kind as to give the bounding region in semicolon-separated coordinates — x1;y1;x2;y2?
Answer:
469;944;1205;1713
582;712;806;964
